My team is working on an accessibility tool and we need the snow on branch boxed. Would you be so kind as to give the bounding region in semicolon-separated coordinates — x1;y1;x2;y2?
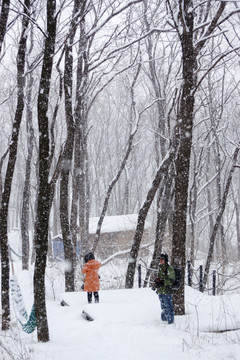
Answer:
86;0;144;39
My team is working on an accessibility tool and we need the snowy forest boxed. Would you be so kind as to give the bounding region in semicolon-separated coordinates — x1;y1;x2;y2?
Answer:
0;0;240;345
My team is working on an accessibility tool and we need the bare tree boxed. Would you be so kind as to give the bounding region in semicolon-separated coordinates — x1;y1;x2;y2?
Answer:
167;0;227;315
0;0;30;331
21;73;35;271
69;0;145;264
125;146;176;288
203;146;240;287
92;63;142;253
232;181;240;259
0;0;10;56
143;169;174;286
59;0;81;293
21;20;36;270
33;0;57;342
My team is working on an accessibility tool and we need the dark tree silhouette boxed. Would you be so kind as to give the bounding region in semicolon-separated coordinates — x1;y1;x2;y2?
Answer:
169;0;226;315
0;0;30;331
33;0;57;342
0;0;10;55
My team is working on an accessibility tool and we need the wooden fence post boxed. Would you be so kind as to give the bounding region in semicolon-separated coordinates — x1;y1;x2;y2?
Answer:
212;270;216;296
199;265;203;292
187;260;192;286
138;264;141;288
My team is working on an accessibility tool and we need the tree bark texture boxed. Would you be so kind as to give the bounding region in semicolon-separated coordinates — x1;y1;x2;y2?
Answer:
171;0;226;314
144;170;174;286
60;0;80;292
0;0;30;331
171;0;195;315
74;7;89;261
0;0;10;55
34;0;56;342
21;74;34;270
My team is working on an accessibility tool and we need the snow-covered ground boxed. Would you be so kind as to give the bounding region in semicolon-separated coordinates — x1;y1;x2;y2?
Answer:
1;231;240;359
1;269;240;360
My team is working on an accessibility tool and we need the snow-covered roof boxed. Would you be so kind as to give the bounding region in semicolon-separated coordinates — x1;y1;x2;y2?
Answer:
89;214;150;234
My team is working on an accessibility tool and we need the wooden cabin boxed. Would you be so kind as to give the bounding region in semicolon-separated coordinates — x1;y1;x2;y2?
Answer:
52;214;150;260
88;214;150;259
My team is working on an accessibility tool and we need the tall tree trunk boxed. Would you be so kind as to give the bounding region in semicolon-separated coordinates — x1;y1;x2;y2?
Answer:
144;170;174;286
233;183;240;259
0;0;10;55
60;0;80;292
70;172;79;263
34;0;57;342
78;111;88;258
188;148;203;270
31;156;39;265
171;0;195;316
21;73;34;270
0;0;30;331
168;0;226;316
74;7;89;261
0;150;9;210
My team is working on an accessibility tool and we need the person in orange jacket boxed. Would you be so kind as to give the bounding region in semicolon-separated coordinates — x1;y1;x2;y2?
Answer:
82;252;101;303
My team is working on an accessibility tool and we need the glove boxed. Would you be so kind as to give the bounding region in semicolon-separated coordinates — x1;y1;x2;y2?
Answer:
154;277;164;288
81;284;84;290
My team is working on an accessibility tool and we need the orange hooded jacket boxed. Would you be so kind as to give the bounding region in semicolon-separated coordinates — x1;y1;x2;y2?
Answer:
82;259;101;292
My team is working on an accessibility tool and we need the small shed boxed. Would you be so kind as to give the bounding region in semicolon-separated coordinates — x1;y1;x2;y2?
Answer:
52;214;150;260
88;214;150;259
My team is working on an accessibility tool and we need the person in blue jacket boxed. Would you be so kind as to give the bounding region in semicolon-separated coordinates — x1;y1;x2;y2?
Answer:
153;253;175;324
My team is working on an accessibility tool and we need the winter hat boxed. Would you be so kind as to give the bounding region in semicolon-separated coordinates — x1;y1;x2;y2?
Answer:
84;252;95;263
159;253;168;263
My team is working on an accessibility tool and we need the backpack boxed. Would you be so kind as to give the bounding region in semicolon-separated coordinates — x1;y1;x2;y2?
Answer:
171;266;183;291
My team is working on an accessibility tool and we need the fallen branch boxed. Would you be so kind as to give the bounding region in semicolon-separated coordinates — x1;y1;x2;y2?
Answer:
205;327;240;333
101;241;154;266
